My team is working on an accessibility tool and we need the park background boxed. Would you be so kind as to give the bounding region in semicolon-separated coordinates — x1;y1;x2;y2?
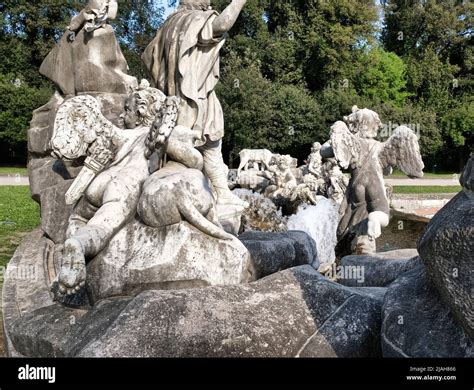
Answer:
0;0;472;172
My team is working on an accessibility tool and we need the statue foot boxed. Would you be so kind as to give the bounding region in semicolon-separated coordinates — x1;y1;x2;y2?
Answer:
57;238;87;296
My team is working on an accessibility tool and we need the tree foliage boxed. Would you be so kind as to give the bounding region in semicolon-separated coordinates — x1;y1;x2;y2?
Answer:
0;0;472;169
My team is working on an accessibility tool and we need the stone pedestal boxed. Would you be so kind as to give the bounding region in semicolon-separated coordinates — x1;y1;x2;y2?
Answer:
87;220;252;302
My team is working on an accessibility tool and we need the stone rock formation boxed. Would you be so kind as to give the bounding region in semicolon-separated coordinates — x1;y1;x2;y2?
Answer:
418;156;474;341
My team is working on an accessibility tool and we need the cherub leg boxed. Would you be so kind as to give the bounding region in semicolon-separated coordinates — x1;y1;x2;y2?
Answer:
57;180;141;295
66;197;99;238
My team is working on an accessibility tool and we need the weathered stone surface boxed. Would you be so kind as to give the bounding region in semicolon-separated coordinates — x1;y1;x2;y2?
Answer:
86;220;252;303
9;297;131;358
5;250;383;357
382;266;473;357
28;92;64;156
418;157;474;342
339;249;420;287
40;180;74;244
239;231;319;278
28;158;82;203
78;266;381;357
2;230;55;357
92;93;128;128
461;155;473;190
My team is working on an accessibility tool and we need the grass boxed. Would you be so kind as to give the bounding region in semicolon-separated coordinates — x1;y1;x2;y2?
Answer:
386;168;459;179
0;186;40;269
393;186;461;194
0;167;28;176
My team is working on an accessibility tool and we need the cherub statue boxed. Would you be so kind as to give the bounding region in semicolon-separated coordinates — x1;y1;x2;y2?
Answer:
321;158;349;204
329;120;424;256
290;174;321;206
343;105;382;138
307;142;323;178
51;82;235;296
51;95;155;296
265;155;298;198
40;0;137;96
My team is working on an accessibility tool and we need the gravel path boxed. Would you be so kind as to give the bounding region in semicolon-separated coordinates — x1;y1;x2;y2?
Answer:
0;175;29;186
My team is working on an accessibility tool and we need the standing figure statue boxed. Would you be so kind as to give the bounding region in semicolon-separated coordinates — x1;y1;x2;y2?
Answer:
142;0;247;208
40;0;137;96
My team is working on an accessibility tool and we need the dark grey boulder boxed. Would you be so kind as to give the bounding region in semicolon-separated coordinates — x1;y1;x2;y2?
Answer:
77;266;381;357
338;249;420;287
418;156;474;342
382;265;473;357
7;266;383;358
8;297;131;358
240;231;319;278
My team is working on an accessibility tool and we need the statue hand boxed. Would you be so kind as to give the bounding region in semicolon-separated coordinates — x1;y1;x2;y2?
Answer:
367;211;389;239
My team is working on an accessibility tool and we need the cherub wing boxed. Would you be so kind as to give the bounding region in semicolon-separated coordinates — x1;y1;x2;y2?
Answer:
51;95;116;161
380;126;424;178
330;121;361;169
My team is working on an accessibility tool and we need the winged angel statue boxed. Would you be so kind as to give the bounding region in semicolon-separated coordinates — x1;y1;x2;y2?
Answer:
328;112;425;256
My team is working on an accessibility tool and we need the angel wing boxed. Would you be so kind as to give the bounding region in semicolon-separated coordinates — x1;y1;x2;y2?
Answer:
330;121;361;170
380;126;424;178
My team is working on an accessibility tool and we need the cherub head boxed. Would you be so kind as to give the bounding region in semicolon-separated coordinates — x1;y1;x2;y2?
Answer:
311;142;322;153
179;0;212;11
344;106;382;139
276;155;293;171
122;79;166;129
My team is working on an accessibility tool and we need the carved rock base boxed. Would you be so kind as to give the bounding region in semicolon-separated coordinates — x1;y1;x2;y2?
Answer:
86;220;252;303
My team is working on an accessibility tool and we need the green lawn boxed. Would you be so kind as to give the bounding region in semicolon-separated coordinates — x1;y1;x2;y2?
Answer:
386;168;459;179
0;167;28;176
393;186;461;194
0;186;40;269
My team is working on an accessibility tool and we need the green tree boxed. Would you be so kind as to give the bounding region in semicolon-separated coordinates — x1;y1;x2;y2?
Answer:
353;48;411;106
0;74;51;163
218;50;323;166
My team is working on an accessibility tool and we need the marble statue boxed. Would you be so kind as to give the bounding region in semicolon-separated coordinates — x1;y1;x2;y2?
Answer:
321;158;349;204
306;142;323;178
51;77;243;296
264;155;298;199
237;149;275;176
40;0;137;96
327;110;424;256
142;0;248;209
290;175;321;206
344;105;382;138
51;95;154;295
